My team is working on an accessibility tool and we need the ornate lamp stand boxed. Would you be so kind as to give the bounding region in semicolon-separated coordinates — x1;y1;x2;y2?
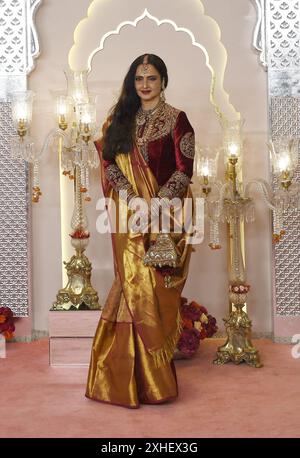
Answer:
52;157;100;311
40;70;101;311
215;154;262;367
194;123;299;367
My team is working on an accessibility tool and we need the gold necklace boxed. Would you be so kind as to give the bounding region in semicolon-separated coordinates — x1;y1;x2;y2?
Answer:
136;100;164;126
135;101;165;162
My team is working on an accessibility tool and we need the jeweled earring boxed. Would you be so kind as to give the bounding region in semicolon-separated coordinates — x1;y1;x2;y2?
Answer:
160;78;166;102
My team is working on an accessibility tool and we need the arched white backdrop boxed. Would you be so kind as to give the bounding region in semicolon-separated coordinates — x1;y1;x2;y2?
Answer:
29;0;270;337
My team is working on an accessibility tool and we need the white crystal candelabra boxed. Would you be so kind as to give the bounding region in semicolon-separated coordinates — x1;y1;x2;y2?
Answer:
193;120;299;367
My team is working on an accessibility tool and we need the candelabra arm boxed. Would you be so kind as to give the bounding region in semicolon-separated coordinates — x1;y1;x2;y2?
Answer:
206;182;231;208
244;179;276;211
39;128;72;159
212;180;226;192
219;182;232;201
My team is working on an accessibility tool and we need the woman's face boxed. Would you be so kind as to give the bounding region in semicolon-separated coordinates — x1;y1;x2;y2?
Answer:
134;63;162;105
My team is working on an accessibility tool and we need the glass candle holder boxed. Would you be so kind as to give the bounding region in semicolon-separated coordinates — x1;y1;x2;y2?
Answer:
194;145;219;195
11;90;35;138
76;103;97;142
222;118;245;164
64;68;89;105
268;138;299;190
53;93;73;130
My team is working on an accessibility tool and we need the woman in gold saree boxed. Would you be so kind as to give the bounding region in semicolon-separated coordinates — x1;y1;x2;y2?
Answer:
86;54;195;408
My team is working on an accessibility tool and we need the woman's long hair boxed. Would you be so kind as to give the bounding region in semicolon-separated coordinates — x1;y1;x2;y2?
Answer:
102;54;168;161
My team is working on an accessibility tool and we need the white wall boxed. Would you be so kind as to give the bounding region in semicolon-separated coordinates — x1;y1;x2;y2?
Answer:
29;0;271;334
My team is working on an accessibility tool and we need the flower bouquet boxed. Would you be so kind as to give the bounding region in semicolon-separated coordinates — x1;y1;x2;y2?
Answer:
0;307;15;340
174;297;218;359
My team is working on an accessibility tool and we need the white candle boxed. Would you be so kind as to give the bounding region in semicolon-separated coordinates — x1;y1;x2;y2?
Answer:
278;154;291;172
229;143;239;157
58;102;67;116
201;165;209;177
16;104;27;121
81;113;91;124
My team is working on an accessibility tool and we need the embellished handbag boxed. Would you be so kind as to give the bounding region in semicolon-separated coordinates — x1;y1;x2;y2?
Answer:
143;232;179;287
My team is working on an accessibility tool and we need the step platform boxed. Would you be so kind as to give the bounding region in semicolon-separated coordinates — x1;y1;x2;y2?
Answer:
49;310;101;366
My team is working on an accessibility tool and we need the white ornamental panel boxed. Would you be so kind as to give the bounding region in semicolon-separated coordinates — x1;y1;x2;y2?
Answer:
0;0;41;317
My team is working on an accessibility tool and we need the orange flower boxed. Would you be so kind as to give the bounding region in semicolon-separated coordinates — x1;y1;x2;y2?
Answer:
182;318;194;329
190;301;201;310
0;315;6;324
3;330;14;340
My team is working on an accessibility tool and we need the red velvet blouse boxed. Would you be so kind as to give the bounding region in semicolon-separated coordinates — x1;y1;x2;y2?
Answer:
101;102;195;200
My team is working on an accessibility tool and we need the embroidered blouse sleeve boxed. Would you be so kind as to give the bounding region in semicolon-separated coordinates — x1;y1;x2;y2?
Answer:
94;135;137;203
157;111;195;199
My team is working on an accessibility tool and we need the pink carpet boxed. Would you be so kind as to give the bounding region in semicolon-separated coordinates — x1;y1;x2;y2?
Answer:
0;338;299;438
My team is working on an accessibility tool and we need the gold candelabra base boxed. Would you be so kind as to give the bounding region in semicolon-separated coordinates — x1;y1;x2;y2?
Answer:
52;246;101;311
213;304;262;368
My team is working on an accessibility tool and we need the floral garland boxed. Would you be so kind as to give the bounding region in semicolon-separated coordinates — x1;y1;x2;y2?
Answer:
175;297;218;358
0;307;15;340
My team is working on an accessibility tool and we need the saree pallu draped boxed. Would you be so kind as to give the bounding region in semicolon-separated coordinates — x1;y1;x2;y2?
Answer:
86;145;194;408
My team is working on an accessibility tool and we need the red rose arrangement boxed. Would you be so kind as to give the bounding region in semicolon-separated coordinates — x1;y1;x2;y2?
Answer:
0;307;15;340
176;297;218;358
70;230;90;239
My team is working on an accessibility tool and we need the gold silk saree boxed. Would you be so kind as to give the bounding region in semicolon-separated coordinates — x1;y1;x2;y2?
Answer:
86;104;195;408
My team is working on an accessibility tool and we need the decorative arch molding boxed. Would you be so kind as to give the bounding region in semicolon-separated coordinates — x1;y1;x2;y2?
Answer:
251;0;267;69
68;1;240;122
26;0;43;75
